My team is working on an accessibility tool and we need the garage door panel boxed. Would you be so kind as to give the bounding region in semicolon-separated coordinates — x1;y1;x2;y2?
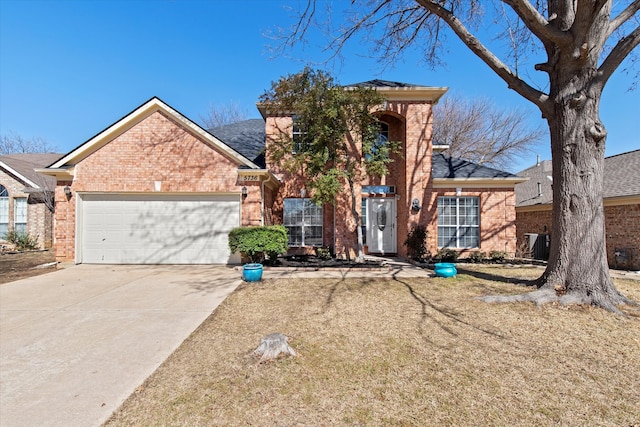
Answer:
80;194;240;264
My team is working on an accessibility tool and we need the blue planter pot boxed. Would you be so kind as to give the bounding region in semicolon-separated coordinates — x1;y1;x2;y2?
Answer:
243;263;263;282
434;262;457;278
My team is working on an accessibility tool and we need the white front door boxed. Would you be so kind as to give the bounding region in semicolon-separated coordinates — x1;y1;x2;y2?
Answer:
366;198;396;254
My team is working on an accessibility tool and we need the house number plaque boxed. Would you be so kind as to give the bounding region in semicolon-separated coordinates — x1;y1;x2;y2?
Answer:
239;175;260;182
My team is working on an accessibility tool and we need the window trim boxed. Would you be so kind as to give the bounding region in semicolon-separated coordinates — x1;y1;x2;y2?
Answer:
0;185;8;238
437;196;480;249
291;115;309;153
283;198;323;247
13;197;27;236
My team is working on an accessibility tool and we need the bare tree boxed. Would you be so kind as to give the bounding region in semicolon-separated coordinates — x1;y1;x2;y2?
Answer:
276;1;640;312
433;94;545;170
0;131;57;155
199;101;249;129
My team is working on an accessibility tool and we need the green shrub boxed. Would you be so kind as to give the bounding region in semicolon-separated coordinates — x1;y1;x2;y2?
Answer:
228;225;288;263
433;248;459;262
404;225;429;260
489;250;508;262
467;251;486;263
316;246;332;260
5;231;39;251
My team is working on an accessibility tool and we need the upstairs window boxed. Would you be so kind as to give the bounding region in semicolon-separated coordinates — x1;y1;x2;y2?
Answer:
284;198;323;247
292;115;309;153
367;121;390;159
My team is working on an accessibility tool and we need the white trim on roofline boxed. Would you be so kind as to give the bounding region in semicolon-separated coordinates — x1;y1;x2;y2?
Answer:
0;160;40;189
48;97;260;171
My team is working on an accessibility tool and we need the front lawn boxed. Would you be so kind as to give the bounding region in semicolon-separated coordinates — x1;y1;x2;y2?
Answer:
105;266;640;426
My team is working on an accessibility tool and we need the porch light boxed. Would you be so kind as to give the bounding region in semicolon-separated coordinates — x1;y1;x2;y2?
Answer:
241;186;248;199
63;186;72;198
411;198;421;212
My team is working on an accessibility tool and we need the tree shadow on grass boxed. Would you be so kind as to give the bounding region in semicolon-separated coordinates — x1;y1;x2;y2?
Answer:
390;272;507;341
455;267;538;287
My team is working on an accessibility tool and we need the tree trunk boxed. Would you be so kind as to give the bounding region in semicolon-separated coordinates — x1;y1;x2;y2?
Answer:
537;58;631;312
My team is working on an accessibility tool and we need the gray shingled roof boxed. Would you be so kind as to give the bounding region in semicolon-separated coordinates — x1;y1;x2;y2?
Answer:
432;153;519;179
516;149;640;207
208;119;266;168
0;153;63;190
515;159;554;207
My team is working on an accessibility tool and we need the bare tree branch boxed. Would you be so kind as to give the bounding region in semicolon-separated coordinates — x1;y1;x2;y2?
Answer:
0;131;57;155
199;102;249;129
415;0;550;113
502;0;570;45
597;24;640;87
608;0;640;37
433;93;545;170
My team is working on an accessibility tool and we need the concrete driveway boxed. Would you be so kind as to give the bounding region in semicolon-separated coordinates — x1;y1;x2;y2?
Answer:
0;264;241;427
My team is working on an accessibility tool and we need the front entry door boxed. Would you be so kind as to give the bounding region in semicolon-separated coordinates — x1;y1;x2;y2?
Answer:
366;198;397;254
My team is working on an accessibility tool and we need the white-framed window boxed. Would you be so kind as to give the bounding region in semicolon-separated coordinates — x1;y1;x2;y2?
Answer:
0;185;8;238
14;197;27;235
292;115;309;153
283;198;323;247
437;196;480;248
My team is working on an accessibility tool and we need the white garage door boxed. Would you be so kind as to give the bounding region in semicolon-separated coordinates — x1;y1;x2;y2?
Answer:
79;194;241;264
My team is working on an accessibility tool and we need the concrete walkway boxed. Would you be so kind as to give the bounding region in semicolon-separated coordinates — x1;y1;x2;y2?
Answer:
0;265;241;427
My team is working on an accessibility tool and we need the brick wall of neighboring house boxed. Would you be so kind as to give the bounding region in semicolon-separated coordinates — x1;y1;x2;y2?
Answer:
515;208;552;257
516;202;640;270
605;203;640;270
52;110;258;262
1;169;53;249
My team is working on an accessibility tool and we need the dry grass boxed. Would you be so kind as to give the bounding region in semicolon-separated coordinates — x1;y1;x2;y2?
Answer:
105;266;640;426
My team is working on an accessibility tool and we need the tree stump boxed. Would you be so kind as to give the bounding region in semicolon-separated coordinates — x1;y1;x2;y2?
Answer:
254;333;296;362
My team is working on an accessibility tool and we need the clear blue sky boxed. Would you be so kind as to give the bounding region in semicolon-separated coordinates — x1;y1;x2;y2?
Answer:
1;0;638;172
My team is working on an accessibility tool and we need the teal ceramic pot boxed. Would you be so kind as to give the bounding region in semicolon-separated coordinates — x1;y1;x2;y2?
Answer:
434;262;457;278
243;263;263;282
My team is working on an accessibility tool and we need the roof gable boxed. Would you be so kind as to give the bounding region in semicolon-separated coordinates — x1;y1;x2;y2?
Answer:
47;97;261;171
1;153;62;189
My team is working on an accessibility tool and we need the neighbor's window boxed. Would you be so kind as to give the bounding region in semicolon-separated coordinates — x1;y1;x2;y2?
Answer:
0;185;8;238
292;115;309;153
437;196;479;248
284;198;323;247
14;197;27;235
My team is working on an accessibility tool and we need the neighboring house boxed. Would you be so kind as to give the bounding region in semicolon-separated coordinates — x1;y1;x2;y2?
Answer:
515;149;640;270
0;153;62;249
40;81;525;265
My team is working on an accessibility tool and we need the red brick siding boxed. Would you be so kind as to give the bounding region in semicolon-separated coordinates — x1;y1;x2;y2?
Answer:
425;188;518;258
263;102;518;260
516;202;640;270
53;111;256;262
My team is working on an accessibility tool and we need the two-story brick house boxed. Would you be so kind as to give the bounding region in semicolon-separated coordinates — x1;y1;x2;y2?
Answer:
40;80;525;264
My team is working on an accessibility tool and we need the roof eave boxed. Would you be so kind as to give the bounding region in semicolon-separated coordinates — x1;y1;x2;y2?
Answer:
433;177;528;188
0;160;40;188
